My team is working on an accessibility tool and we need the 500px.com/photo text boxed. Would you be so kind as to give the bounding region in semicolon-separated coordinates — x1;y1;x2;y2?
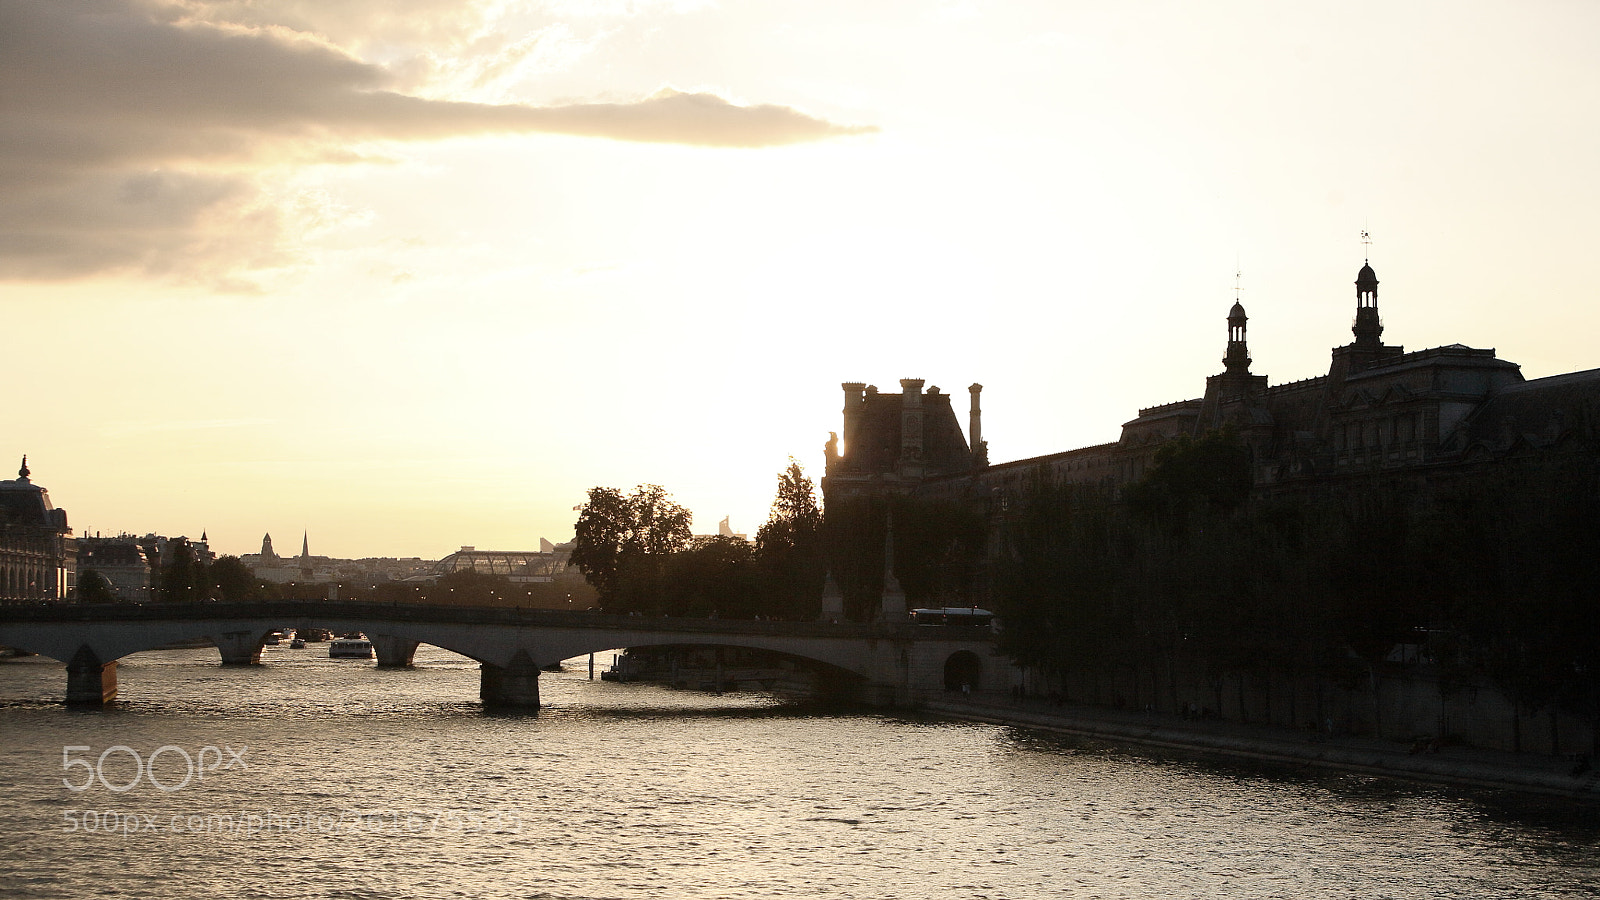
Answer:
61;808;529;837
61;745;248;793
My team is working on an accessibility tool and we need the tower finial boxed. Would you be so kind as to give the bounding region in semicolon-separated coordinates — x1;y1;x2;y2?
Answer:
1360;229;1372;264
18;455;29;480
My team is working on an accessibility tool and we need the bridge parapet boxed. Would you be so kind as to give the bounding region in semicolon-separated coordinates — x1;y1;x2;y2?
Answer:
0;601;1010;708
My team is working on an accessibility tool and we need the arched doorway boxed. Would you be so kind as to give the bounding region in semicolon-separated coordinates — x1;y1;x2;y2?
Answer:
943;650;982;692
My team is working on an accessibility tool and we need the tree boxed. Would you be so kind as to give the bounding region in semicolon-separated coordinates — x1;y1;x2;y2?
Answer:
570;484;693;607
210;555;260;603
755;459;826;619
1125;428;1252;533
658;536;760;618
889;494;987;608
76;569;118;604
158;537;208;603
427;569;515;606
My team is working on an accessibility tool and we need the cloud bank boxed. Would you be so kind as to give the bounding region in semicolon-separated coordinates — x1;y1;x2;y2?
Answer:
0;0;875;283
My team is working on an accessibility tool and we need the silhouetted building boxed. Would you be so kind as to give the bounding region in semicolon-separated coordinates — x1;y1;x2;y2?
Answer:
0;457;75;601
242;530;334;583
76;537;153;601
825;256;1600;602
822;379;987;504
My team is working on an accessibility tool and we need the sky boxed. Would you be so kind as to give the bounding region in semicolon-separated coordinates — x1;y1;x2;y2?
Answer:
5;0;1600;560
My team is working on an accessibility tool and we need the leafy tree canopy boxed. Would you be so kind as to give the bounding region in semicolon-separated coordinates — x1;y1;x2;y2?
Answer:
76;569;118;604
570;484;693;602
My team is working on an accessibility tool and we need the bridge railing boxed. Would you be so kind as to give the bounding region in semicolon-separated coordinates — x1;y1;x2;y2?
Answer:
0;600;980;641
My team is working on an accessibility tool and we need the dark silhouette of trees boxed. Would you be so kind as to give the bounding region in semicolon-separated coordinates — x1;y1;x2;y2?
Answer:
991;426;1600;746
75;569;118;604
158;537;208;603
820;492;987;622
755;459;826;620
570;484;692;610
890;494;987;608
427;569;515;606
655;536;760;618
821;496;886;621
210;555;262;603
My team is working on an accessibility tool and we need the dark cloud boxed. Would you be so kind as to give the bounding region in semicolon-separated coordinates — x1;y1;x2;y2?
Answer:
0;0;875;283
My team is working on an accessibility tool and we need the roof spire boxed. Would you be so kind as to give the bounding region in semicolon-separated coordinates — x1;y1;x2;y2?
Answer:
1354;238;1382;347
18;455;30;481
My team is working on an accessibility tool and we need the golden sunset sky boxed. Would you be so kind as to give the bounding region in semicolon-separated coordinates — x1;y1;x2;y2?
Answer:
5;0;1599;558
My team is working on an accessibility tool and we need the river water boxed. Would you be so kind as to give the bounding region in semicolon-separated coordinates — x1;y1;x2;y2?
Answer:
1;644;1597;899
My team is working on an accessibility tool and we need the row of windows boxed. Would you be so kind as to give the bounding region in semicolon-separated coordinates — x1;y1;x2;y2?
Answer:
1335;412;1424;451
433;552;561;578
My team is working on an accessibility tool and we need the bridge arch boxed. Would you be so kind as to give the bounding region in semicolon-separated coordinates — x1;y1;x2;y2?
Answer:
942;650;983;692
0;601;1009;707
580;639;868;694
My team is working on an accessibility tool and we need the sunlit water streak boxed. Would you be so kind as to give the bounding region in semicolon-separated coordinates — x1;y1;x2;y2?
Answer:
1;645;1597;899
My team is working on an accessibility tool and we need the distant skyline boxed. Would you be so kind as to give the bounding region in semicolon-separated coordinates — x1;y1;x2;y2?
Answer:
6;1;1600;559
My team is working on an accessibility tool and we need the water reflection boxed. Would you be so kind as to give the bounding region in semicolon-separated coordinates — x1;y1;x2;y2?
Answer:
0;646;1596;899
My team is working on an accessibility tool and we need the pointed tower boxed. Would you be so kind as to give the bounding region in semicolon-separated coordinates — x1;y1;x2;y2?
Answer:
1199;285;1269;430
1331;249;1403;379
261;533;276;561
1353;260;1382;348
1223;301;1252;375
300;532;310;559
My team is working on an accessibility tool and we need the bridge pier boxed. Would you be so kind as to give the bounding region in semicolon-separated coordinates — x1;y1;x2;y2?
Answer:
211;630;266;665
371;635;420;667
66;645;117;705
480;650;541;708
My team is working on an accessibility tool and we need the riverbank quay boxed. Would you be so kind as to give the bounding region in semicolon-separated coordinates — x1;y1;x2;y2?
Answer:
922;693;1600;801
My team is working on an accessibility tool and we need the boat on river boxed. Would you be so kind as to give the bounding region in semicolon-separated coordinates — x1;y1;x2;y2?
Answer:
329;636;373;659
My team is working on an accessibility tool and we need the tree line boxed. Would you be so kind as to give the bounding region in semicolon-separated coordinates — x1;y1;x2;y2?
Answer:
569;461;825;619
990;429;1600;747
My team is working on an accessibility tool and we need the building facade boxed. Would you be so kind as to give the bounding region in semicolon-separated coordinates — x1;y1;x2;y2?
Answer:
823;258;1600;608
76;537;153;601
0;458;75;601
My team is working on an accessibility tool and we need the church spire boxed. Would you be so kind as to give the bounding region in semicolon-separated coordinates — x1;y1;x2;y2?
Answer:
301;532;310;559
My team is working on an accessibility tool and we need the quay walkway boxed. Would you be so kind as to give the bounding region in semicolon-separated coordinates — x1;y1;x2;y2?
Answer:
923;693;1600;801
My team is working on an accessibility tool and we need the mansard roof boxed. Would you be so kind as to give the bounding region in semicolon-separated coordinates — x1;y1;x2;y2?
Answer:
1443;367;1600;457
0;463;66;530
839;385;973;478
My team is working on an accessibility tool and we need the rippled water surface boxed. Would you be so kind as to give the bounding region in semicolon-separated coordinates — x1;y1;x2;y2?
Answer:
2;645;1598;899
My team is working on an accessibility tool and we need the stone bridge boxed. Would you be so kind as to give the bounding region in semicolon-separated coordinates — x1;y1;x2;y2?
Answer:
0;601;1009;707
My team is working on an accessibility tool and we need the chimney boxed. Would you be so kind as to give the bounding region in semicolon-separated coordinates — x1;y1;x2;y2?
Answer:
838;382;868;470
968;383;986;466
899;378;925;468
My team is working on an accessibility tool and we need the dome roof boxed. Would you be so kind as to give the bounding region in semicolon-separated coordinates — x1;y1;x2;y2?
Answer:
1228;301;1247;320
1356;263;1378;286
1;457;59;527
